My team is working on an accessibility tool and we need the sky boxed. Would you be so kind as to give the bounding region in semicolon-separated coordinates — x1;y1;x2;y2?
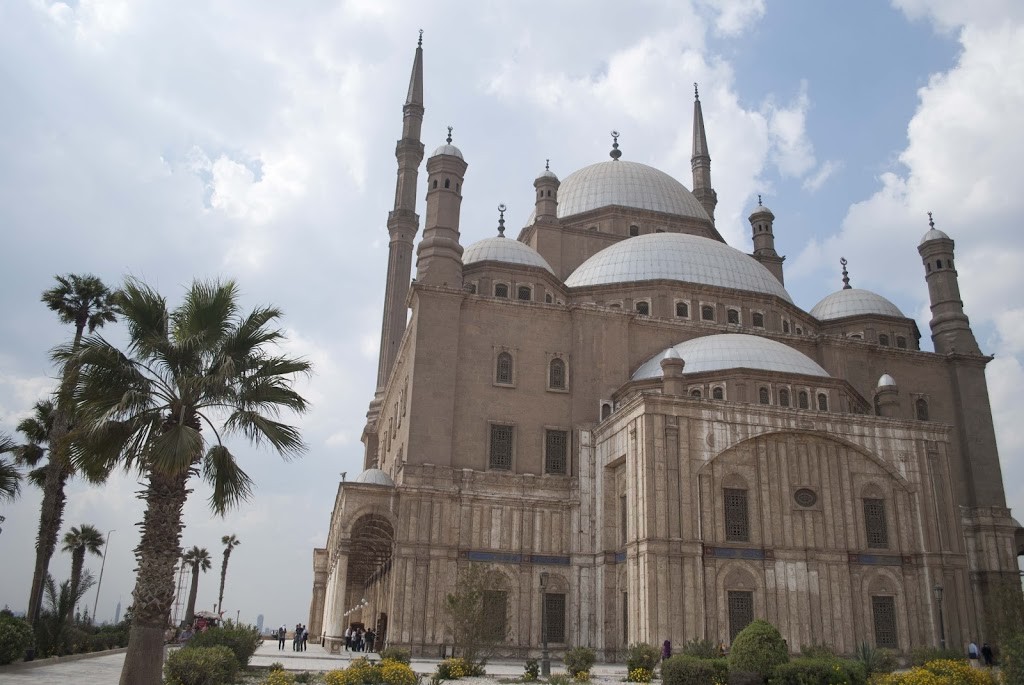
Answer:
1;0;1023;629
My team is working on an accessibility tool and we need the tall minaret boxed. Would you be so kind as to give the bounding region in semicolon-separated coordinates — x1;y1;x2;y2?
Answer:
691;83;718;223
917;213;980;356
375;33;425;396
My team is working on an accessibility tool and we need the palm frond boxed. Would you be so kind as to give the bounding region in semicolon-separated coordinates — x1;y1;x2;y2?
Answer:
222;410;306;458
118;278;170;358
0;458;22;502
146;423;203;476
28;465;49;489
202;445;254;515
173;280;240;354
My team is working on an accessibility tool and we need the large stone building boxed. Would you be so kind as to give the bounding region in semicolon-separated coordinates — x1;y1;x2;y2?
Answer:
310;39;1023;658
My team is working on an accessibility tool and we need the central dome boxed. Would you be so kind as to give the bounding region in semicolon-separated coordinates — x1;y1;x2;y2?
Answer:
553;160;711;221
565;233;793;302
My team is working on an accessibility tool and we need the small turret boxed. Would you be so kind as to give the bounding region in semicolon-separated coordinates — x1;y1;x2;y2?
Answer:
749;195;784;284
874;373;899;418
533;160;559;223
660;348;686;396
917;213;980;355
416;127;467;288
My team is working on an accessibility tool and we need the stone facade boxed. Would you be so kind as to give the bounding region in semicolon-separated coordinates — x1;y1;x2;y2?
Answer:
310;41;1022;659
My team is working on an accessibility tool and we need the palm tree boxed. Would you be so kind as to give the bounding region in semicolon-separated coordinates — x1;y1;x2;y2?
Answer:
26;274;119;624
0;433;22;536
216;534;239;615
65;278;310;685
182;546;211;627
61;524;105;619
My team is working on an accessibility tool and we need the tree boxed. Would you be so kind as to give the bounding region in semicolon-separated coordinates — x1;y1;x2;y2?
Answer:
26;274;119;624
443;563;509;667
65;278;310;685
0;433;22;536
60;524;105;620
217;534;239;615
35;571;95;657
182;546;212;627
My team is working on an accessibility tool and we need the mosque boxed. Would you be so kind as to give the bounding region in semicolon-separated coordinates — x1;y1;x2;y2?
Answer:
309;37;1022;658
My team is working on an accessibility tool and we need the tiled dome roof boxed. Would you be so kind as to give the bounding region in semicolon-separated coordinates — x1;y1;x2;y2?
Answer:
353;468;395;486
809;288;904;321
632;334;829;380
463;237;555;274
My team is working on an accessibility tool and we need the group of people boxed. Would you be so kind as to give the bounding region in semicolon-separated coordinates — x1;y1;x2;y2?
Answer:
344;625;376;653
276;624;309;651
968;641;995;667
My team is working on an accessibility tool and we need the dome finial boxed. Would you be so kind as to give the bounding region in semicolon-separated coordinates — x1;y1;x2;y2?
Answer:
694;82;699;101
757;194;762;207
928;211;935;229
418;29;423;47
840;256;851;290
446;126;453;144
545;159;550;171
497;203;507;237
609;130;622;160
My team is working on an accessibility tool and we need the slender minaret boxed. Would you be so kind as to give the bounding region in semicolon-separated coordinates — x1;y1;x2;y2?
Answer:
691;83;718;223
415;127;466;288
534;160;559;223
375;33;425;396
918;213;980;355
749;195;784;284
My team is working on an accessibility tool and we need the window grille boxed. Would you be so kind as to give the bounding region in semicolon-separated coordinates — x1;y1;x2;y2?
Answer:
482;590;508;642
517;286;532;301
752;312;765;328
779;389;790;407
494;283;509;298
817;393;828;411
879;334;890;346
496;352;513;384
783;320;791;334
872;596;898;649
724;488;750;542
691;389;702;398
896;336;907;349
713;387;724;400
543;593;566;643
635;301;650;315
798;391;809;409
758;388;770;405
489;425;513;470
629;225;640;236
622;592;629;645
864;498;889;548
467;283;477;294
915;398;929;421
549;358;566;389
728;309;740;324
676;302;689;317
728;591;754;642
545;430;568;475
620;494;627;546
701;305;716;321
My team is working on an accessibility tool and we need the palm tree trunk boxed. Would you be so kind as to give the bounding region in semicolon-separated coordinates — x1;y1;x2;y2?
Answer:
217;553;228;615
184;563;199;627
66;547;85;622
26;463;70;624
119;467;190;685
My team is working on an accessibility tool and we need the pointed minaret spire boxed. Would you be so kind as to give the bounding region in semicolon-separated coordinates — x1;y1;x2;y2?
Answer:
840;257;851;289
405;31;424;108
497;203;507;237
691;82;718;223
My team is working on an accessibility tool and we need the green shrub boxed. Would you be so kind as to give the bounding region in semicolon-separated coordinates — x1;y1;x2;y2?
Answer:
661;655;729;685
909;646;966;666
852;643;897;676
768;657;866;685
1002;632;1024;685
164;645;239;685
188;625;262;667
0;614;33;665
523;658;540;681
799;643;837;659
728;671;766;685
628;667;654;683
728;620;789;681
626;643;661;672
547;675;571;685
680;638;721;659
380;647;412;665
263;669;297;685
563;646;596;677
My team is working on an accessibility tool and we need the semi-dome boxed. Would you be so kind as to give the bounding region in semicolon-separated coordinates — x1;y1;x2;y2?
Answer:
353;468;395;486
431;143;464;160
565;233;793;302
810;288;904;321
632;334;829;380
877;373;897;388
463;237;555;274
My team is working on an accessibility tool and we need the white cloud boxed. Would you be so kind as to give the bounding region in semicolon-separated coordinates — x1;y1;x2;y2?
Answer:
802;159;842;192
704;0;766;36
764;81;816;178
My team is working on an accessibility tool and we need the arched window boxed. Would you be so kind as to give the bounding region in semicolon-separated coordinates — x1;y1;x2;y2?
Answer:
629;225;640;237
896;336;907;349
466;283;477;294
712;387;724;400
549;358;566;390
495;352;513;385
798;391;809;409
517;286;532;301
635;301;650;315
727;309;740;325
783;320;791;334
915;398;929;421
676;302;689;318
752;312;765;328
545;293;553;303
758;387;770;405
879;334;890;347
432;180;437;189
701;305;715;321
601;403;612;421
444;178;450;189
690;389;702;398
494;283;509;298
779;389;790;407
796;327;803;335
817;393;828;411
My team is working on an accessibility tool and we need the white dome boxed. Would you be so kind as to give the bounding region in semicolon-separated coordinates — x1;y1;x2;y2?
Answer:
463;237;555;274
919;228;950;245
353;468;395;486
632;334;829;381
877;373;897;388
810;288;904;321
431;143;464;160
547;160;710;221
565;233;793;302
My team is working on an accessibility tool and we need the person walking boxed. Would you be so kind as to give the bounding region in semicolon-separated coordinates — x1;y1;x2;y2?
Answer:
344;626;351;651
301;625;309;652
278;625;287;650
982;643;994;667
969;640;980;667
366;628;376;653
662;640;672;661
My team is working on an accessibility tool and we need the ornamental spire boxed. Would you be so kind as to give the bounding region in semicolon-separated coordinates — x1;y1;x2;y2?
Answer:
405;31;424;108
840;257;851;290
609;130;622;160
497;203;507;237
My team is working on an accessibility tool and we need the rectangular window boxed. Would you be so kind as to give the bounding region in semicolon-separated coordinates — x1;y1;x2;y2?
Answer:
489;425;513;470
543;593;566;643
481;590;508;642
635;301;650;315
622;592;628;645
701;304;716;321
620;494;628;546
545;430;568;475
728;590;754;642
752;312;765;328
872;596;898;649
864;498;889;548
724;488;750;542
727;308;740;324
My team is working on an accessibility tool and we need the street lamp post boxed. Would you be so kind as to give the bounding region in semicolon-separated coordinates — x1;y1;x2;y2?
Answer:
933;583;945;649
92;529;115;624
540;572;550;677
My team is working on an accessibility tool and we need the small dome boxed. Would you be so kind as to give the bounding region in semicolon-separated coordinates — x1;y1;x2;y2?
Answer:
353;468;395;486
877;373;897;388
537;168;559;181
632;334;829;381
810;288;905;321
663;348;681;360
431;143;464;160
565;233;793;302
919;228;950;245
463;236;555;274
749;204;774;221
